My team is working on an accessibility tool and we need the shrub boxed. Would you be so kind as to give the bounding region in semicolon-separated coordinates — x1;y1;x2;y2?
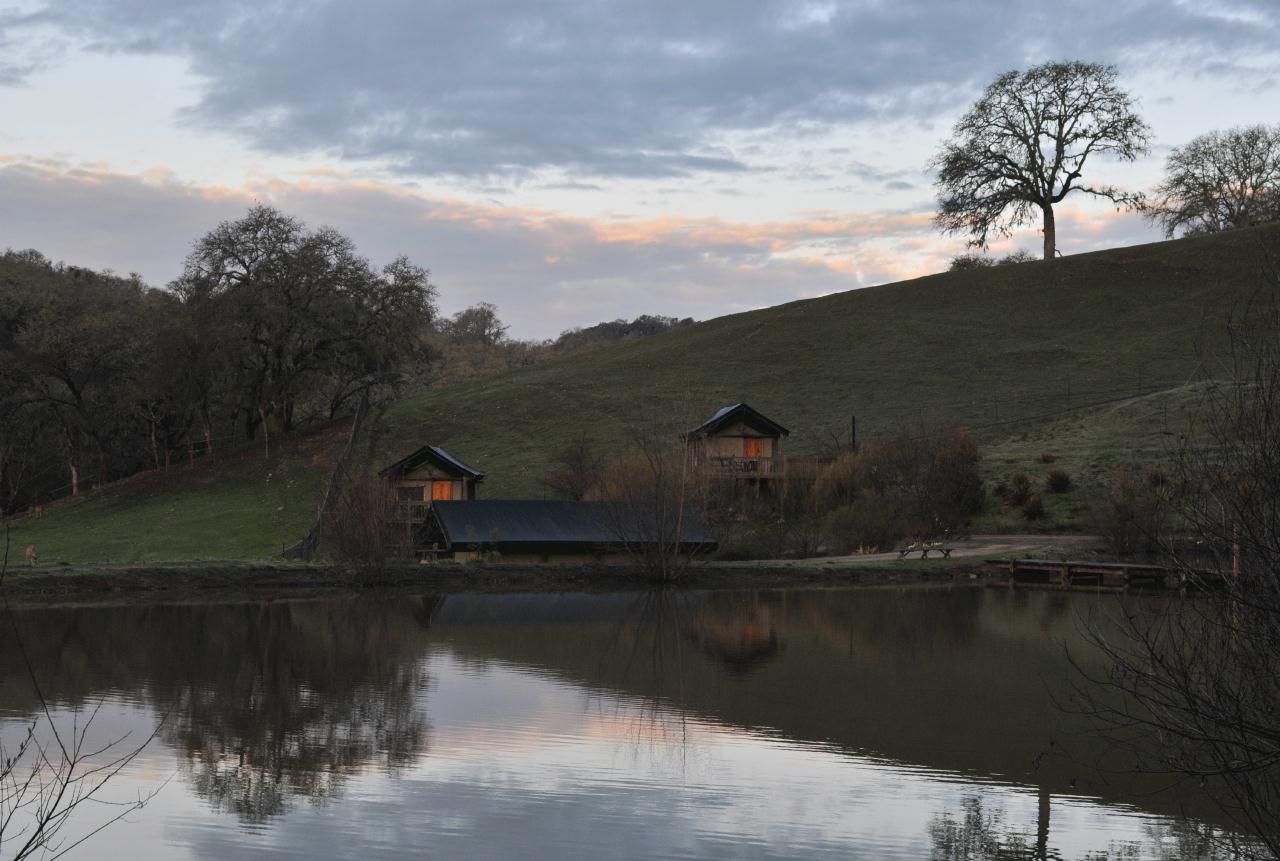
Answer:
1008;472;1032;506
1046;469;1072;493
813;426;985;547
1021;495;1046;520
822;500;906;554
1038;450;1056;463
1093;464;1171;557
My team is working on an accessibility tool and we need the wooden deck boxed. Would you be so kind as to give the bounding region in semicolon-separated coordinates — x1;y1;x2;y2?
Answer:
984;558;1217;592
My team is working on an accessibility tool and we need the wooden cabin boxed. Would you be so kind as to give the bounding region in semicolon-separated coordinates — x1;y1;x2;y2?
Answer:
684;403;790;481
379;445;484;525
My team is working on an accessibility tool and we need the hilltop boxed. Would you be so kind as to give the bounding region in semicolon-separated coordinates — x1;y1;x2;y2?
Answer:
9;224;1278;564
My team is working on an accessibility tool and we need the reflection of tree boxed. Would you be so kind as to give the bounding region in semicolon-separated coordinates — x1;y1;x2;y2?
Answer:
0;596;443;823
929;794;1254;861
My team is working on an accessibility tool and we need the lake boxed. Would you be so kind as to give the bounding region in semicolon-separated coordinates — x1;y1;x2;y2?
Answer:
0;585;1243;859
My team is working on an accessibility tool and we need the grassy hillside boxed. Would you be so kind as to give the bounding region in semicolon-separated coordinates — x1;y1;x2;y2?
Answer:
376;225;1275;492
10;224;1277;563
5;426;344;565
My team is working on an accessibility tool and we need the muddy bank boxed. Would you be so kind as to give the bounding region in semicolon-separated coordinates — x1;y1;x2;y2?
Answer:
0;559;983;607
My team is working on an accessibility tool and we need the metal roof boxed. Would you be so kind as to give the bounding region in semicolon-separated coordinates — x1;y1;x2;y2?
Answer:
430;500;717;554
379;444;485;480
686;403;790;439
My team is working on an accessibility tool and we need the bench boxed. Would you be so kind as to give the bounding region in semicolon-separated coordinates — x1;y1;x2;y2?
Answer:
897;542;954;559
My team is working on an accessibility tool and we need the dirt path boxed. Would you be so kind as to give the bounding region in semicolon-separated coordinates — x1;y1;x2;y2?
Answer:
710;533;1104;569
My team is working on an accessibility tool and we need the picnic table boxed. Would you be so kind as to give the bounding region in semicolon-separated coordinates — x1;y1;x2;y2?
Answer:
897;541;954;559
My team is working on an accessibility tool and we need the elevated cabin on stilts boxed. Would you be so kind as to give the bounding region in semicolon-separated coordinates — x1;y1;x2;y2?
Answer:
683;403;790;491
380;445;484;527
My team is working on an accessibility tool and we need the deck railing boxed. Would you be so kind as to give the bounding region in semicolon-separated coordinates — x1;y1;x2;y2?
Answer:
708;456;778;475
393;502;433;523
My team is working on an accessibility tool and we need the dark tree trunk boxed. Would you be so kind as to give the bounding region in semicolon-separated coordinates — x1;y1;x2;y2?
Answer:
1042;205;1057;260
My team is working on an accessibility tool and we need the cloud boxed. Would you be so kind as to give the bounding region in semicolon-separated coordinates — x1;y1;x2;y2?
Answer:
12;0;1279;181
0;159;1164;338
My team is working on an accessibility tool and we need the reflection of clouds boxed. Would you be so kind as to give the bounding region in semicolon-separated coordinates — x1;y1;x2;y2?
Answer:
165;652;1212;860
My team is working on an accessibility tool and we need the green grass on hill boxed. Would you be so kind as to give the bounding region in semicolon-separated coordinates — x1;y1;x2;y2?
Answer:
976;382;1211;532
6;426;343;566
376;225;1275;496
11;224;1278;563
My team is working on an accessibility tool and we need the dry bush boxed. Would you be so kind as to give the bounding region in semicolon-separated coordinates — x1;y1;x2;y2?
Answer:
1045;469;1072;493
1021;495;1045;520
1091;464;1171;557
1038;450;1057;463
540;436;606;501
322;476;407;570
590;417;709;581
1007;472;1032;507
813;426;985;550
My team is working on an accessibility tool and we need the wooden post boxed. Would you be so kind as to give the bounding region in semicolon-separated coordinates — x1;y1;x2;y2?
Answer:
850;415;857;452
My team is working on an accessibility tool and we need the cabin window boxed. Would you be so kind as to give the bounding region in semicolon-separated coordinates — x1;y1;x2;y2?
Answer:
743;438;765;458
397;486;424;502
431;481;454;501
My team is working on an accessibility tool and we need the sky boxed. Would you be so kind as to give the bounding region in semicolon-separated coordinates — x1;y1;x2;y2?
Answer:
0;0;1277;338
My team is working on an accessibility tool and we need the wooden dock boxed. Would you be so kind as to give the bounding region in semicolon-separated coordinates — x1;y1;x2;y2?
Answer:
984;558;1203;592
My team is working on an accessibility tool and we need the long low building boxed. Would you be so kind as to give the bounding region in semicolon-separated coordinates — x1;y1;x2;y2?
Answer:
425;499;718;563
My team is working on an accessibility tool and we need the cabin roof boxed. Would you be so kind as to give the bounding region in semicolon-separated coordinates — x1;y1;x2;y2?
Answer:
429;500;717;554
686;403;790;439
379;444;485;480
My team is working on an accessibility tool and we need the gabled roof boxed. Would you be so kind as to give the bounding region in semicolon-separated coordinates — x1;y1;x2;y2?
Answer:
685;403;790;439
429;500;717;554
379;444;485;480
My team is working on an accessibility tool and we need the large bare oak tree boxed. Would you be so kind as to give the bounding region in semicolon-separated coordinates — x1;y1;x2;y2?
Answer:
933;61;1150;260
1148;124;1280;237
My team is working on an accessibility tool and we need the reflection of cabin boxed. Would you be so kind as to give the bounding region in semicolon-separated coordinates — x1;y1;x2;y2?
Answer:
380;445;484;524
427;500;718;564
684;403;790;482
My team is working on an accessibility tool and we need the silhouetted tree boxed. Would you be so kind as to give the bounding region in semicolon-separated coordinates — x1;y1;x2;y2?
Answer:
933;61;1150;260
1148;125;1280;237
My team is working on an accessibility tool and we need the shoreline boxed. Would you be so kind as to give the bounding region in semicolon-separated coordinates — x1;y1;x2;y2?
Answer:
0;560;984;608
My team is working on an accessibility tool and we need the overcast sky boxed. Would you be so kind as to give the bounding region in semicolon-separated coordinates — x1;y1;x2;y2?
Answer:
1;0;1277;337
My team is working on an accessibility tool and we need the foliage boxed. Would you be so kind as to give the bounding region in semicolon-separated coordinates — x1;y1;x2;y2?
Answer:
1091;463;1170;556
1020;494;1045;520
321;475;406;572
1045;469;1072;493
553;314;694;354
1006;472;1032;507
1078;292;1280;856
175;205;437;437
948;250;1038;271
933;60;1149;259
1149;124;1280;238
539;436;606;501
438;302;508;346
812;427;985;549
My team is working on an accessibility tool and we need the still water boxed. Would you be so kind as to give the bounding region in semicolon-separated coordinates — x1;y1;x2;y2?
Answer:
0;586;1243;859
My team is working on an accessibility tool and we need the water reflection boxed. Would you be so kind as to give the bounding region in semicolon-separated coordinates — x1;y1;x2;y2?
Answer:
928;795;1252;861
0;587;1251;859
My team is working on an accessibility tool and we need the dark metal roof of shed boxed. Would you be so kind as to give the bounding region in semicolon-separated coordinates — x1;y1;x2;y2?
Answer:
430;500;717;553
379;445;485;480
686;403;790;439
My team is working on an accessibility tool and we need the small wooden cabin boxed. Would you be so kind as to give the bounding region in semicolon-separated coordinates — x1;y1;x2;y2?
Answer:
684;403;790;480
380;445;484;524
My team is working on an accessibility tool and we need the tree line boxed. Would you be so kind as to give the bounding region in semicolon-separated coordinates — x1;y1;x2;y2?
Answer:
0;206;695;513
933;60;1280;259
